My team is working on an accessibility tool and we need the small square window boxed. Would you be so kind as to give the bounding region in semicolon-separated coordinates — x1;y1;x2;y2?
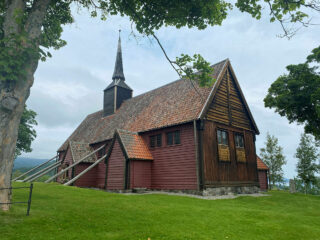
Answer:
167;132;173;145
150;134;161;148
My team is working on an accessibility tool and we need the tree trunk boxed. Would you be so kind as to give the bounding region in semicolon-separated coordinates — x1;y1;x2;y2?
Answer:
0;0;50;211
304;182;307;195
0;102;24;210
0;66;36;211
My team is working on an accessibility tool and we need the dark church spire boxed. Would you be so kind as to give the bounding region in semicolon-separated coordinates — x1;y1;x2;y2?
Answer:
112;30;125;81
103;31;132;117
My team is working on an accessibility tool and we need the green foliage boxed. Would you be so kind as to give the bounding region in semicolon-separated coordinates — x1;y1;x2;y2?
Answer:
294;177;320;195
175;54;214;87
260;133;286;188
235;0;319;37
15;106;37;157
264;46;320;140
0;0;73;84
0;0;232;86
295;133;319;194
1;0;318;89
11;170;23;180
1;0;318;88
99;0;232;35
2;182;320;239
307;46;320;63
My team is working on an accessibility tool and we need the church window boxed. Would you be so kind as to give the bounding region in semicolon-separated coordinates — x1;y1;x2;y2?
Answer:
217;129;230;162
150;134;162;148
235;133;246;162
167;130;180;146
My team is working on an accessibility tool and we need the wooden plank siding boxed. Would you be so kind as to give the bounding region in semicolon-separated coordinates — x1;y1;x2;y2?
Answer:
202;121;258;186
57;147;74;183
206;68;254;131
130;160;152;189
258;170;268;190
71;141;109;189
141;123;198;190
202;66;259;187
106;140;126;190
73;163;97;187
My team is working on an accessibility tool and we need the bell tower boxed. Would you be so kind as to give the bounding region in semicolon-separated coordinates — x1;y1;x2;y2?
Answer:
103;31;132;117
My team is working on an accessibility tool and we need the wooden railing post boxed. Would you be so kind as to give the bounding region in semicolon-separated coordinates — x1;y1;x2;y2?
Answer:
26;183;33;216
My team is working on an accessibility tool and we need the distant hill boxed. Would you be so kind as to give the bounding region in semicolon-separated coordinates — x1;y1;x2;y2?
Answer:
14;157;47;170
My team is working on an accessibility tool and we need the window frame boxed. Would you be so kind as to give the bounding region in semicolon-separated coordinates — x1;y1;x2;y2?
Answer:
234;133;245;149
174;130;181;145
156;134;162;147
166;130;181;146
234;132;247;163
150;135;156;148
217;129;229;146
216;128;231;162
150;134;162;148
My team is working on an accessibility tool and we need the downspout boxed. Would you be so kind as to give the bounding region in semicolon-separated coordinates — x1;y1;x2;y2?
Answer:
196;119;205;190
193;120;200;191
253;133;259;186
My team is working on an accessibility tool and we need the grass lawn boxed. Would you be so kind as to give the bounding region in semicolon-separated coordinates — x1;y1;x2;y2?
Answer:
1;182;319;240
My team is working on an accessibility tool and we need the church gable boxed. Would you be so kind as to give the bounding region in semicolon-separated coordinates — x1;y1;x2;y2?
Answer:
206;66;256;132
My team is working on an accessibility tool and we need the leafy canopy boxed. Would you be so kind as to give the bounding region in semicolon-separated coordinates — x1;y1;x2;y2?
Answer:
264;46;320;140
260;133;286;188
0;1;73;85
1;0;318;88
295;133;319;193
0;0;232;88
15;106;37;157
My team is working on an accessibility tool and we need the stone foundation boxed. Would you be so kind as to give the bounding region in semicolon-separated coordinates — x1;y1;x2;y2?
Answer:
107;186;260;196
203;186;260;196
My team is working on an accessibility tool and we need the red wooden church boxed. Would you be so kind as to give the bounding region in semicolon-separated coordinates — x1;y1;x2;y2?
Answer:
56;36;263;195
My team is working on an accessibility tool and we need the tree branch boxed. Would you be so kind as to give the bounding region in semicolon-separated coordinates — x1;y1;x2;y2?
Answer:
25;0;51;40
122;1;205;100
3;0;25;36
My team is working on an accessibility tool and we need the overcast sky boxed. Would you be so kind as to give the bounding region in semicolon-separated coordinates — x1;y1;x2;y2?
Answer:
22;5;320;179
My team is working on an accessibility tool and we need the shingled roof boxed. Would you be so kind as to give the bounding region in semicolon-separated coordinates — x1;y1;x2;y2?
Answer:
257;156;269;170
69;141;97;163
116;129;153;160
58;59;229;151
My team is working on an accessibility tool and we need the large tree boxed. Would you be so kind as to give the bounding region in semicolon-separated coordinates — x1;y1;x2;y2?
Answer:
295;133;319;194
260;133;286;189
264;46;320;140
0;0;318;211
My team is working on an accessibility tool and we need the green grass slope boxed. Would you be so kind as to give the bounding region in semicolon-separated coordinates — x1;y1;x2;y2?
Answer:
1;182;320;240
